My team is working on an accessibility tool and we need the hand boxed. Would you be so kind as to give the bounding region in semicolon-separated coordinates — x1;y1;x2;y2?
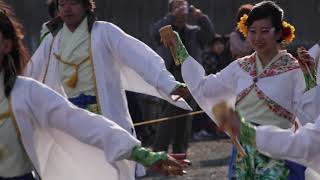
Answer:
297;47;316;74
169;153;192;167
170;84;190;101
218;109;241;137
160;31;177;49
150;154;187;176
190;6;203;20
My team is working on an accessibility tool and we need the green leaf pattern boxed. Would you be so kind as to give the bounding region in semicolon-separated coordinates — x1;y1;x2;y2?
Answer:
130;146;167;167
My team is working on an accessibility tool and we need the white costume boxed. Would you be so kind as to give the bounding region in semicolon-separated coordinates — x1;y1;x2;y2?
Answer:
181;53;319;126
27;20;191;178
309;42;320;82
256;108;320;174
8;76;140;180
181;53;320;178
27;21;190;131
248;42;320;177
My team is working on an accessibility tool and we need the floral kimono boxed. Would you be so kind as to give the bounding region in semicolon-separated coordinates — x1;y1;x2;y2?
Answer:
181;50;319;179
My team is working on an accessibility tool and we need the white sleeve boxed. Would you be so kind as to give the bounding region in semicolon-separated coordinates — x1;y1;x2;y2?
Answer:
309;43;320;63
256;118;320;172
308;43;320;83
292;69;320;125
181;56;237;124
24;34;53;81
104;23;179;96
27;79;140;162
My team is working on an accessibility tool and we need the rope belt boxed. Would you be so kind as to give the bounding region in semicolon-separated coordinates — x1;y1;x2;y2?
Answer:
54;53;90;88
0;111;10;125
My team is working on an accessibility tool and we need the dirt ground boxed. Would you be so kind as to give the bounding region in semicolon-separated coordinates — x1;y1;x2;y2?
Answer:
140;137;232;180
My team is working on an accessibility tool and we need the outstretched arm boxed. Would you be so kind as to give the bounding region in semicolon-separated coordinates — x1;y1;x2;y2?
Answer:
104;23;182;97
28;79;185;175
222;109;320;172
255;120;320;173
161;28;237;124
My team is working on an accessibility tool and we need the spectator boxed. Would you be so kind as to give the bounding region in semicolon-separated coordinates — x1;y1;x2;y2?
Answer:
229;4;254;59
40;0;58;42
202;34;233;75
151;0;215;154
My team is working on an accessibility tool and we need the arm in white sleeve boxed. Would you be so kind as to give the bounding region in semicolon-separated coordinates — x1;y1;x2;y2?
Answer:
24;34;53;81
256;118;320;172
27;79;140;162
181;56;237;122
292;69;320;125
104;23;179;95
308;43;320;83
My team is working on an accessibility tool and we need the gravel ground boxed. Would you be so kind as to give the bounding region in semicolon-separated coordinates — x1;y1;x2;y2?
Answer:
140;137;232;180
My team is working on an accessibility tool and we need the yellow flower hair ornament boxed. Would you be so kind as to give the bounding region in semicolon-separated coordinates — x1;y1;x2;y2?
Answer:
281;21;295;44
237;14;296;44
237;14;249;37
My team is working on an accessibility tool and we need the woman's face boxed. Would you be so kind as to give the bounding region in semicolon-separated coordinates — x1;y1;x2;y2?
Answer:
247;18;281;54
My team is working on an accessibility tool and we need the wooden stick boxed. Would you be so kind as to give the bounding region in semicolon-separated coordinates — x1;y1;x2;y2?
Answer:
134;110;204;127
169;46;181;66
212;102;247;158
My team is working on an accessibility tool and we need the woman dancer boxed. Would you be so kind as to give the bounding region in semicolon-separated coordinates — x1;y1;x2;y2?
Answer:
162;1;319;179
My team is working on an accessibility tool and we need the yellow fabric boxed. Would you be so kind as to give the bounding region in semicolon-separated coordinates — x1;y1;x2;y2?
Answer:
56;17;95;98
236;52;292;129
54;53;90;88
0;72;32;177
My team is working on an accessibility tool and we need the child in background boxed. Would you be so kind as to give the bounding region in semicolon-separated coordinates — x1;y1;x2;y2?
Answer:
201;34;232;75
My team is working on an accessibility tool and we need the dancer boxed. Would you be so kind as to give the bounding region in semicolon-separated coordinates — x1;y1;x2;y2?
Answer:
26;0;191;177
0;3;186;179
161;1;319;179
218;85;320;174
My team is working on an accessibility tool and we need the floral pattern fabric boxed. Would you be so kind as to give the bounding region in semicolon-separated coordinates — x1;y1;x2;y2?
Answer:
236;84;296;124
236;53;299;124
232;144;289;180
231;53;301;179
238;53;300;78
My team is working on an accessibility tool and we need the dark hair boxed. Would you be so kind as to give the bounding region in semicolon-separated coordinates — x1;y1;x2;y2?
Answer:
47;0;57;19
209;34;224;46
246;1;284;32
236;4;253;24
56;0;96;13
0;2;30;97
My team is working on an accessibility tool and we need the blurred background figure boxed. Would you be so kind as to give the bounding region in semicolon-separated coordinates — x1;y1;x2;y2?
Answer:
39;0;57;42
229;4;254;59
151;0;215;154
201;34;232;75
